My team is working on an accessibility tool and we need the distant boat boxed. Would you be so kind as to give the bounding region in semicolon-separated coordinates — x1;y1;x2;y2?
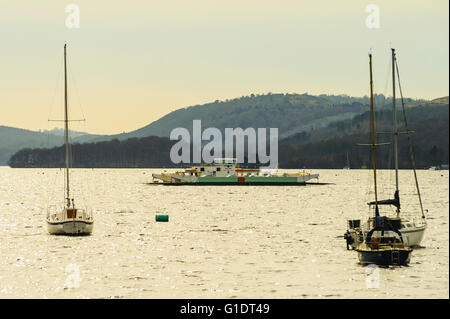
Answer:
347;52;412;266
343;152;350;169
46;44;93;235
152;158;319;185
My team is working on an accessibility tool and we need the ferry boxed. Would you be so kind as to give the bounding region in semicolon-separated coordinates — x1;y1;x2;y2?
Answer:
152;158;319;185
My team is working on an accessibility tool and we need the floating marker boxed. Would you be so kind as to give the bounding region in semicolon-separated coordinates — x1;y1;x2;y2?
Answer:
156;214;169;222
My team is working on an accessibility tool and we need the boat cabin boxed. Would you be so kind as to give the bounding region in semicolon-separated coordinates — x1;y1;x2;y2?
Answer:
185;158;239;177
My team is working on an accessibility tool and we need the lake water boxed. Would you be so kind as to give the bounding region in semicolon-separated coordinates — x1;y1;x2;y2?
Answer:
0;167;448;298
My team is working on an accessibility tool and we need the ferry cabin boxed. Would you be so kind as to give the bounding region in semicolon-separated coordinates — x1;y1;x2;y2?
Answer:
185;158;261;177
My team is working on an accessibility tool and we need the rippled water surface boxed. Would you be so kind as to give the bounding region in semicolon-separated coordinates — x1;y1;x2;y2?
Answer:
0;167;448;298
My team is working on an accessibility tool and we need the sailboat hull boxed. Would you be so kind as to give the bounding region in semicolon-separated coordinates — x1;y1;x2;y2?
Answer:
400;225;426;247
347;222;426;249
47;220;93;235
357;247;411;266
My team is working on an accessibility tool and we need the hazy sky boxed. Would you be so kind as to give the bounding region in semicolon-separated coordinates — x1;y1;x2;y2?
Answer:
0;0;448;134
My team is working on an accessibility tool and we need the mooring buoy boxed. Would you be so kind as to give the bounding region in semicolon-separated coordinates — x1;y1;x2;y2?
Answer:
156;214;169;222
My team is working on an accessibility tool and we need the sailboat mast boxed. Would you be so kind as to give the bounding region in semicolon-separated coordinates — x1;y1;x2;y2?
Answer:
64;44;70;208
392;48;399;213
395;59;426;220
369;54;378;207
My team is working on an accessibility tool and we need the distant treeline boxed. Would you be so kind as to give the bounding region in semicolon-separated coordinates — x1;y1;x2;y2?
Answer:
279;104;449;169
8;136;178;168
8;104;449;169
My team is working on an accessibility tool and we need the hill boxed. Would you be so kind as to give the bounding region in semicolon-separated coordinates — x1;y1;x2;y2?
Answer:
430;96;449;104
84;93;417;143
0;126;62;165
8;102;448;169
279;102;449;168
0;126;101;165
2;93;443;166
0;93;377;164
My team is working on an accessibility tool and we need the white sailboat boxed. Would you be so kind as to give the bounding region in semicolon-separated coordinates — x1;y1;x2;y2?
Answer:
387;48;426;246
46;44;93;235
343;152;350;169
345;49;426;249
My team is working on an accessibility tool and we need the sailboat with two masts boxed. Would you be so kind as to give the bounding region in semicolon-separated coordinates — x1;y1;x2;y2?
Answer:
352;52;412;266
345;49;426;251
46;44;94;235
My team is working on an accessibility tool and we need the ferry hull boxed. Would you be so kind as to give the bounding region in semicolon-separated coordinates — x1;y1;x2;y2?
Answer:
160;181;309;186
160;174;320;185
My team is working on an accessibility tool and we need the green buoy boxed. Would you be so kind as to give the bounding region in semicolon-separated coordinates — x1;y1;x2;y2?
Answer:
156;214;169;222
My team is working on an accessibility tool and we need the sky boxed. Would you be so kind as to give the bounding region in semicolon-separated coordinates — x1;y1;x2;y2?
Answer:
0;0;448;134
